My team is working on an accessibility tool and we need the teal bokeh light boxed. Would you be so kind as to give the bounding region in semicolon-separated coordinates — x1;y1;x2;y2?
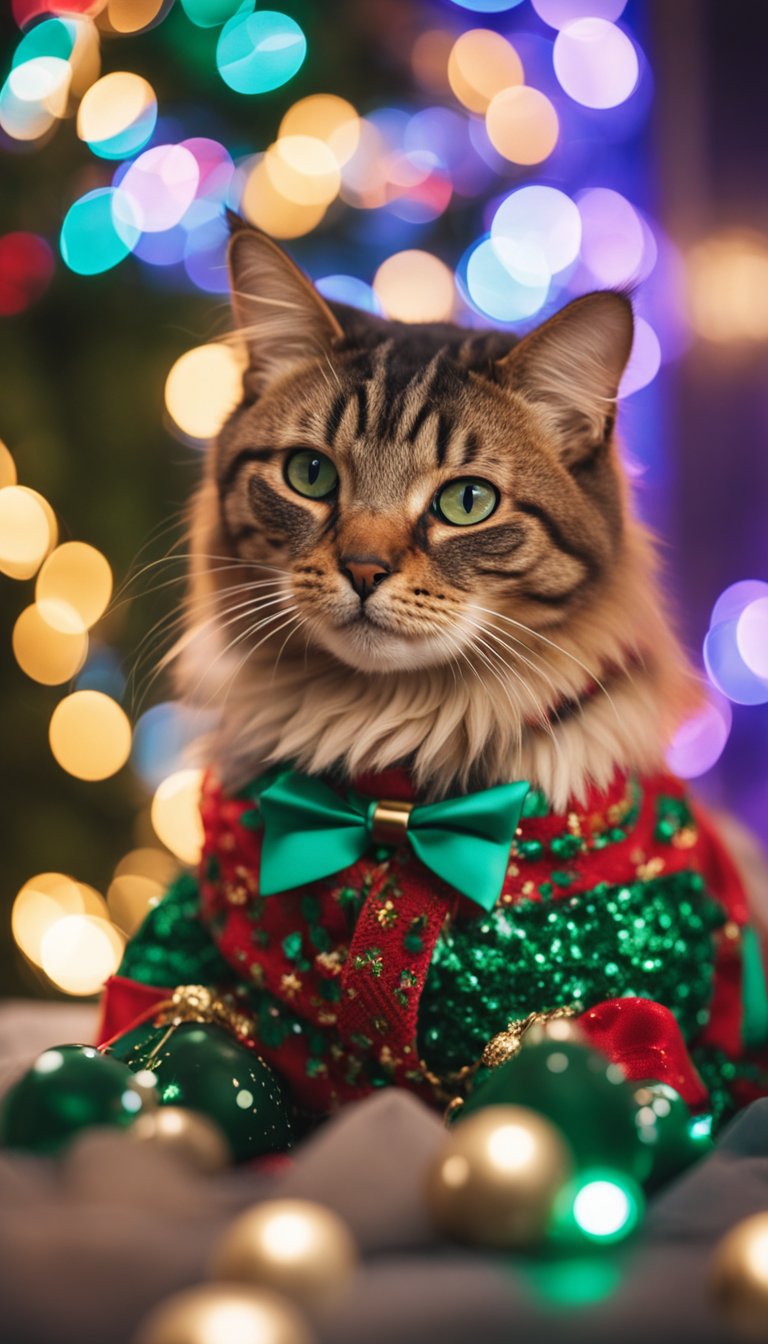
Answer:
181;0;244;26
12;17;77;67
553;1168;644;1246
216;5;307;94
60;189;140;276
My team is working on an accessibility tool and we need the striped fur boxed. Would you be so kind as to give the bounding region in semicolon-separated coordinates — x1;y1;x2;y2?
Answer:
174;225;698;809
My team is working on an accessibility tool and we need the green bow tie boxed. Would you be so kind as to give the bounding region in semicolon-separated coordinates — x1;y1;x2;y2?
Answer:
257;771;530;913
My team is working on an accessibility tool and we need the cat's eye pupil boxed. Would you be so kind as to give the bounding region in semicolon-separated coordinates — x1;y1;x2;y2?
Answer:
434;477;499;526
308;457;320;485
462;484;475;514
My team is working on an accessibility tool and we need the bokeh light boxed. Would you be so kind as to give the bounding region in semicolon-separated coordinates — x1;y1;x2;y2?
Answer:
60;187;140;275
107;871;165;935
49;689;132;780
12;14;101;101
77;71;157;159
448;0;525;11
463;236;549;323
569;1173;642;1243
180;0;243;27
666;694;733;778
687;231;768;343
131;700;208;790
115;143;200;232
114;847;179;885
316;274;382;315
102;0;170;34
533;0;627;26
264;136;341;208
13;604;89;685
492;185;581;276
736;598;768;679
216;6;307;95
553;19;639;109
577;188;647;286
241;155;328;238
0;485;54;580
40;913;125;995
151;767;205;865
279;94;360;168
0;56;70;142
12;872;108;969
373;250;455;323
712;580;768;628
165;342;246;440
0;233;55;316
36;541;112;634
704;621;768;706
0;442;17;488
485;85;559;165
447;29;523;114
618;317;661;397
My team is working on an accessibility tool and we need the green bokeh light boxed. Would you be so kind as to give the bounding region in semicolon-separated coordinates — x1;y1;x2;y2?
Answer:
60;189;140;276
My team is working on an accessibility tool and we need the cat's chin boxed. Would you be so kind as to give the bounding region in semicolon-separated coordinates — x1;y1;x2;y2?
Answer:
311;618;461;674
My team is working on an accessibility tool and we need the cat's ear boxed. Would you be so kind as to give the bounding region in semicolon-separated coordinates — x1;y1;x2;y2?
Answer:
227;217;343;397
495;292;634;465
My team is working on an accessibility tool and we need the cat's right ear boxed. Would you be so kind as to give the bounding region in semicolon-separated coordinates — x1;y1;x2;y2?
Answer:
227;217;343;398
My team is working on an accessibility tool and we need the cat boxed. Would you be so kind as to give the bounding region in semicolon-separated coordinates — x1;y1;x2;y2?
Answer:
104;219;767;1132
178;222;693;813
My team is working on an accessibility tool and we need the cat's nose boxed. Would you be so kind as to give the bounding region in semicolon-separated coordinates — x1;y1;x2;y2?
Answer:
340;555;392;601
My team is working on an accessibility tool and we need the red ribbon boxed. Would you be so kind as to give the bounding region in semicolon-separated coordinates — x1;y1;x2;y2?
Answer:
578;996;710;1109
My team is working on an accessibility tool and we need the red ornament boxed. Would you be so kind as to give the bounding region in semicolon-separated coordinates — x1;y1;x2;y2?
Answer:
0;233;54;316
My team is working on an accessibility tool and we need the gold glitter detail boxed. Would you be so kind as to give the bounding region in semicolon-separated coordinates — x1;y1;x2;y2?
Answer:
630;847;645;864
315;949;344;975
723;921;741;942
481;1004;576;1070
225;882;248;906
637;856;665;881
522;880;535;896
280;972;302;999
317;1011;338;1026
672;827;698;850
507;862;520;878
376;899;398;929
567;811;582;836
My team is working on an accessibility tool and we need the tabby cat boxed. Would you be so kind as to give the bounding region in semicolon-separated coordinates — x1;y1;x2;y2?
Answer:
106;220;766;1130
181;223;692;809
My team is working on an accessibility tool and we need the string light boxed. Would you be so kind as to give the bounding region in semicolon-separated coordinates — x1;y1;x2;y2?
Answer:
49;689;132;780
12;872;107;969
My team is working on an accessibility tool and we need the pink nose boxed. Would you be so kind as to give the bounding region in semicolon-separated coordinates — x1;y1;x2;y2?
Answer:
340;555;392;600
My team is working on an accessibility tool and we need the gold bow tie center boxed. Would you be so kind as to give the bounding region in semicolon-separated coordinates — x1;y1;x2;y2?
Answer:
369;799;414;847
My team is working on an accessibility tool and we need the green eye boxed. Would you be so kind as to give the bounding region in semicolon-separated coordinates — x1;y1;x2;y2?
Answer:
285;449;338;499
433;478;499;526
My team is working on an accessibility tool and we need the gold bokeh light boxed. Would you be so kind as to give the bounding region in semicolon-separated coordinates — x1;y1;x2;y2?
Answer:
151;768;205;866
12;604;89;686
49;689;132;781
485;85;559;165
373;250;456;323
76;70;155;149
36;541;112;635
107;872;165;936
448;30;524;114
40;913;125;996
165;343;247;441
12;872;108;968
0;441;17;488
278;94;360;167
264;136;341;208
242;156;328;239
0;485;55;580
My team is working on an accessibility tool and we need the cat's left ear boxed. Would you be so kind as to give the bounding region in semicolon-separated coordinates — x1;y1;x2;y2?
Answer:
227;217;343;397
495;291;634;465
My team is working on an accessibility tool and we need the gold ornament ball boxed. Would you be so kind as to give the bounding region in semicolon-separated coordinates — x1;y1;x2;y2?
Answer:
712;1213;768;1339
426;1104;573;1249
210;1198;357;1313
132;1284;314;1344
129;1106;232;1173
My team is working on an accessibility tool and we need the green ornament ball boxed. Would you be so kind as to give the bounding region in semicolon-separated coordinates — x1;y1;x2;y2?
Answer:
460;1038;645;1180
633;1079;714;1190
110;1021;293;1162
0;1044;147;1155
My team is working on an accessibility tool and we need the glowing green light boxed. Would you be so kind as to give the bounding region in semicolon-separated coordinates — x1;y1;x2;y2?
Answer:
60;189;140;276
12;18;76;67
689;1113;713;1142
571;1172;642;1243
216;5;307;95
161;1082;182;1102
